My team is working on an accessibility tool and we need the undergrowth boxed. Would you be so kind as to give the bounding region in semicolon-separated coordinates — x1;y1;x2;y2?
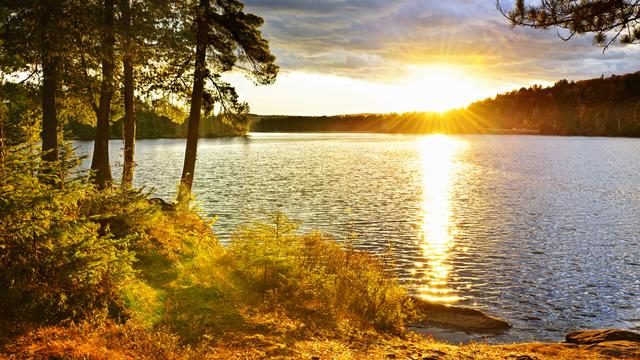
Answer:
1;143;412;359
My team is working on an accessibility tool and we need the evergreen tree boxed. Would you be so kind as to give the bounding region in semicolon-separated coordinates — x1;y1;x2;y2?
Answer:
170;0;278;203
120;0;135;189
0;0;75;163
119;0;175;188
90;0;117;189
499;0;640;48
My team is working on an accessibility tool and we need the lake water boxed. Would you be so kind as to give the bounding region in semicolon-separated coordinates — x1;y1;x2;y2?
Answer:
76;133;640;343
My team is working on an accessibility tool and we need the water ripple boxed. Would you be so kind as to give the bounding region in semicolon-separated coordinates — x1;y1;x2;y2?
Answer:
75;133;640;343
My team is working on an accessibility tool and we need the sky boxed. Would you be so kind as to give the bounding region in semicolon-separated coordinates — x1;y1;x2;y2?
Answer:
224;0;640;116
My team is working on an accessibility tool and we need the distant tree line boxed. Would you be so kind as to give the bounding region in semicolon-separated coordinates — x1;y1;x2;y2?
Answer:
68;107;246;140
2;82;247;141
252;71;640;137
468;72;640;136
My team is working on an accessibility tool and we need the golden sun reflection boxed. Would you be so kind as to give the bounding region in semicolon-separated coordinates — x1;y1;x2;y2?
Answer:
416;135;463;303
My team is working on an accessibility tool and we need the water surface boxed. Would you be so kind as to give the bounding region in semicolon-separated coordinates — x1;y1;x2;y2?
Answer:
76;133;640;342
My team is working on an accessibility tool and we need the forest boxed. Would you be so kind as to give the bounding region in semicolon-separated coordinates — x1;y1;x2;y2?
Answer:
253;71;640;137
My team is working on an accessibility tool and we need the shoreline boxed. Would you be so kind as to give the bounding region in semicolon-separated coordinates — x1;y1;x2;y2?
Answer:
2;320;639;359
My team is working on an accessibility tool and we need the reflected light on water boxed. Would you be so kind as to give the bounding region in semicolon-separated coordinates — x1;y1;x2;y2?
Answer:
417;135;463;303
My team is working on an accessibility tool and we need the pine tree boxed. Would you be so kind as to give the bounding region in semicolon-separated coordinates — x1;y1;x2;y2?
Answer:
173;0;278;203
90;0;116;189
120;0;135;189
0;0;74;163
499;0;640;49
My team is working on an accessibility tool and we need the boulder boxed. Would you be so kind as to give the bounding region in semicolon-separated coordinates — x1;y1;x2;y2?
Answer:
410;297;511;333
565;329;640;345
564;329;640;358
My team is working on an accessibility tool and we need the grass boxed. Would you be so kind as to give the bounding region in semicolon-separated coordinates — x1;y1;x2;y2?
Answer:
0;321;616;359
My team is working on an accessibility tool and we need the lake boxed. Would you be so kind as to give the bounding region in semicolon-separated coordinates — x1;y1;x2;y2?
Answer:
76;133;640;343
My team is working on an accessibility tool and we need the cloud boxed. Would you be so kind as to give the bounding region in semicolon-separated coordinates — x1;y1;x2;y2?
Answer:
242;0;640;84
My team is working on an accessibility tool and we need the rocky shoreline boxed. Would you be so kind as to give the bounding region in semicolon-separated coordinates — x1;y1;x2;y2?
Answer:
408;298;640;358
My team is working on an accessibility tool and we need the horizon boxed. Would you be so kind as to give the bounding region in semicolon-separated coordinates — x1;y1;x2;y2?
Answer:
246;71;630;118
226;1;640;116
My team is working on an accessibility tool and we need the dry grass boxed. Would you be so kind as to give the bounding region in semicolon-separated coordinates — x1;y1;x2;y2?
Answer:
1;322;625;360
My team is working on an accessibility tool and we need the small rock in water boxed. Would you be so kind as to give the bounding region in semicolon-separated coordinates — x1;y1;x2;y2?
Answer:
411;297;511;333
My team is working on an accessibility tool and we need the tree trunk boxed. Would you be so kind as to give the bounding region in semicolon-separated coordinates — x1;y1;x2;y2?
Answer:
40;0;58;163
177;0;209;203
0;104;5;170
91;0;115;189
121;0;135;189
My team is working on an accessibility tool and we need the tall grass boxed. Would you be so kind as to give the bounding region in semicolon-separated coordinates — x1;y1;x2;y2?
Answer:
228;212;411;332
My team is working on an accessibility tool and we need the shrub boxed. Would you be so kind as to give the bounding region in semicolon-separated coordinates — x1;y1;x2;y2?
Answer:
0;146;136;322
228;212;410;332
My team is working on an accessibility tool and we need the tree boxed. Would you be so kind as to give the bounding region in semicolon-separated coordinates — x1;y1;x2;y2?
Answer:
90;0;117;189
119;0;171;189
498;0;640;49
0;98;5;170
174;0;278;203
120;0;135;189
0;0;72;163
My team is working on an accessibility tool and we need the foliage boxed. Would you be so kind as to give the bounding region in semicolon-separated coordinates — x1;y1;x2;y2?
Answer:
0;145;158;322
152;0;278;117
2;321;200;360
466;71;640;136
229;212;410;332
499;0;640;49
67;105;248;140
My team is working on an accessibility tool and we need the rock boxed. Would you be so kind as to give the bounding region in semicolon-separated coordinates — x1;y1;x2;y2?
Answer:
564;330;640;358
588;340;640;357
410;297;511;333
148;197;176;212
505;356;534;360
311;356;320;360
565;329;640;345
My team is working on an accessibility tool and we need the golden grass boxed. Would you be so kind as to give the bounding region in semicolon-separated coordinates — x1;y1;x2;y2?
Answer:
1;322;623;360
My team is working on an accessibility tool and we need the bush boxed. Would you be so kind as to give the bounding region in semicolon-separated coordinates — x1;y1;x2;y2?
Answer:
0;146;138;322
229;212;410;332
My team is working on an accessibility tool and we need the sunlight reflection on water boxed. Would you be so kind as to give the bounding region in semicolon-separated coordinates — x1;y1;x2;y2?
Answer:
416;135;463;303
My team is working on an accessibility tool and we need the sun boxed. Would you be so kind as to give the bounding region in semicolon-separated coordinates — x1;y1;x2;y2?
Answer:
395;64;490;113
